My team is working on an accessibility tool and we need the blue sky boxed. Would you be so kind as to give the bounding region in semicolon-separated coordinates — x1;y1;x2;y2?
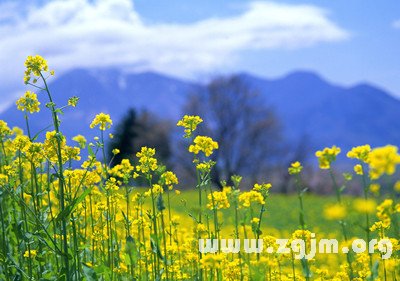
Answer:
0;0;399;109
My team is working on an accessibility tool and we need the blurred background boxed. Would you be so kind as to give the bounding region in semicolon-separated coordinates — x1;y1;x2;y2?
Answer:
1;0;400;193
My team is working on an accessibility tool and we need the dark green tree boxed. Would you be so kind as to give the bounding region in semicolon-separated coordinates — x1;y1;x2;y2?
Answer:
108;108;172;167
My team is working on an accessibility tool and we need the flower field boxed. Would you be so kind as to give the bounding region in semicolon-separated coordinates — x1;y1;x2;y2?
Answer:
0;56;399;280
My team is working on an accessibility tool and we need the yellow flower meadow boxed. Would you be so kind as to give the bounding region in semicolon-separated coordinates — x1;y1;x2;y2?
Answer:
2;55;399;281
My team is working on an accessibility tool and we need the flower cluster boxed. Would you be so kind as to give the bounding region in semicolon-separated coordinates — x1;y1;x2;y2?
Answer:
136;146;158;174
176;115;203;138
189;135;219;157
161;171;179;189
288;161;303;175
347;144;371;162
90;113;113;131
207;190;230;210
16;91;40;113
315;145;341;169
24;55;53;84
238;190;265;208
368;145;400;179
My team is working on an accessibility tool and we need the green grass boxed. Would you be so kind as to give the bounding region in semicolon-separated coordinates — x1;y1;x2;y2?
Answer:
163;190;366;236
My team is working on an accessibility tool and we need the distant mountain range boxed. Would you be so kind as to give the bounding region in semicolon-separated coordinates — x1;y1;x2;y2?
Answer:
1;68;400;161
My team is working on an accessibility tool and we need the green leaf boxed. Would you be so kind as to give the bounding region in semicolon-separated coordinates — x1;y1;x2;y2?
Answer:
82;264;97;281
125;236;138;265
54;187;92;223
88;145;95;157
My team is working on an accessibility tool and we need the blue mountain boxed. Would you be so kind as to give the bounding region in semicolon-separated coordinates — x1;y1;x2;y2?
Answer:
1;68;399;158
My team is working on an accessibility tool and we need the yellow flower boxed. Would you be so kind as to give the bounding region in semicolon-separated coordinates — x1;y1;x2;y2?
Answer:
196;161;215;172
196;223;207;233
207;190;230;210
112;148;120;155
177;115;203;138
144;184;163;197
315;146;341;169
368;145;400;180
24;55;51;84
12;126;24;136
323;204;347;220
72;134;87;148
23;249;37;258
189;136;218;157
16;91;40;113
238;190;265;208
253;182;272;198
0;120;12;137
67;96;79;107
90;113;113;130
136;147;158;174
375;199;395;227
347;145;370;163
369;183;380;195
0;174;8;185
353;164;363;175
288;161;303;175
161;171;179;190
394;180;400;193
353;199;376;214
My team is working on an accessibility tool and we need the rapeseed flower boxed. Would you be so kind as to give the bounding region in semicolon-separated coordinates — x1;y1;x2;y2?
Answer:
72;134;87;148
136;147;158;173
368;145;400;180
353;198;376;214
323;204;347;220
315;146;341;169
288;161;303;175
238;190;265;208
369;183;380;195
24;55;52;84
16;91;40;113
90;113;112;131
394;180;400;193
207;190;230;210
68;96;79;107
353;164;363;175
347;145;371;163
177;115;203;138
161;171;179;190
188;135;218;157
23;249;37;258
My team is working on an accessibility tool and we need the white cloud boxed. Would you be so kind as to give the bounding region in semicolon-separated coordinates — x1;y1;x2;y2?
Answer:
0;0;349;105
393;19;400;29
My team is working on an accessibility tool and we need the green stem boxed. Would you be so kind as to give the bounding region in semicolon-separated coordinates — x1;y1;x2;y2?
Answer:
40;72;69;278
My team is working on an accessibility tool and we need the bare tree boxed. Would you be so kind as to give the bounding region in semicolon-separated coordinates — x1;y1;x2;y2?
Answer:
183;75;283;187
